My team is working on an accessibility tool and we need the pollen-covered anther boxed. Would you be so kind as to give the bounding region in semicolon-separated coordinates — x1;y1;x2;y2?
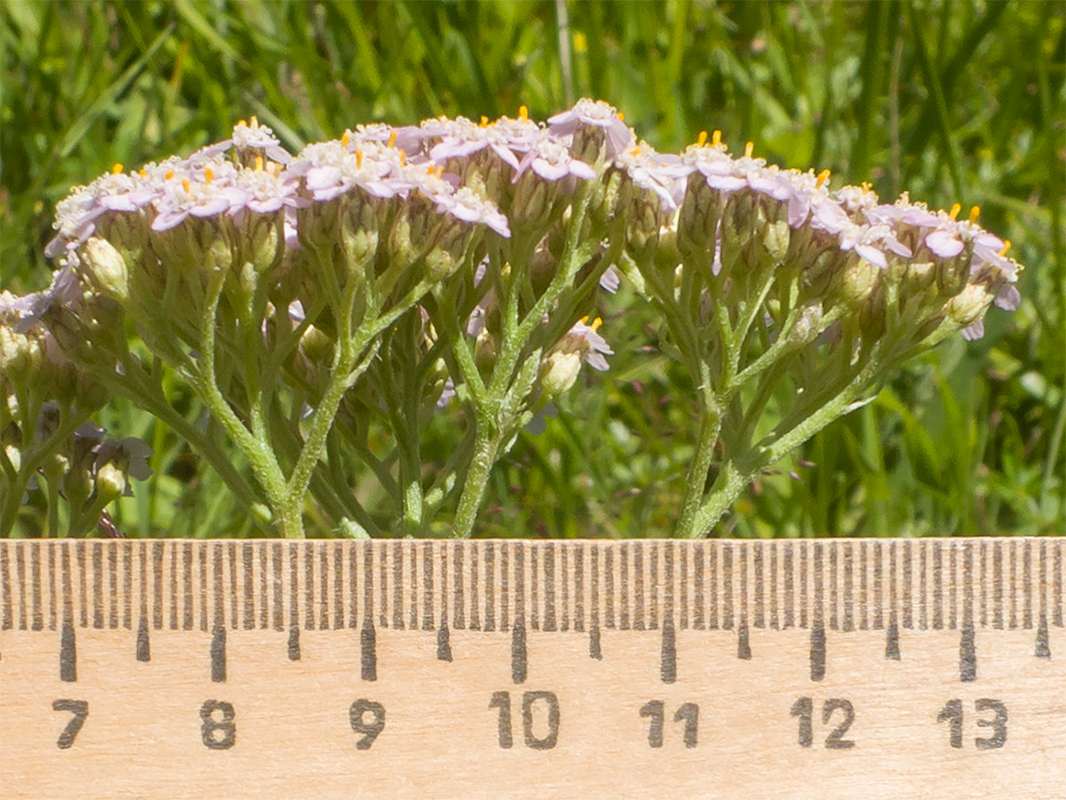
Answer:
399;150;406;167
254;155;264;171
182;179;191;193
341;132;350;148
204;168;214;185
590;317;603;330
165;171;175;180
816;169;831;188
480;116;489;128
112;163;124;175
969;206;980;223
744;141;754;158
387;131;397;149
1000;240;1011;256
519;105;529;121
697;131;708;147
355;150;363;169
712;130;722;147
949;203;961;221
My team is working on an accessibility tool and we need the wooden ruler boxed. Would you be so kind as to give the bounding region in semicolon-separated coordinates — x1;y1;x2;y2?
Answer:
1;538;1063;799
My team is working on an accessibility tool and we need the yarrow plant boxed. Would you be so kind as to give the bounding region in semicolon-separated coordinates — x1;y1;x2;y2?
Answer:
1;102;1022;539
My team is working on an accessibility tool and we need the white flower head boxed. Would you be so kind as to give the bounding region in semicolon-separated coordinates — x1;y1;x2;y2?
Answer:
515;135;597;183
201;116;292;164
615;143;686;211
151;168;233;232
287;140;400;202
548;98;635;159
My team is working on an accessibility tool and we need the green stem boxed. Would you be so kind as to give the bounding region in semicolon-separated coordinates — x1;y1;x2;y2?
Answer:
689;459;751;538
106;359;261;512
690;358;882;539
451;426;499;539
674;398;725;538
194;267;293;534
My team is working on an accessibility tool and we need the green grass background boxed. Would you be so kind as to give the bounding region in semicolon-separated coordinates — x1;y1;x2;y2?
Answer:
1;0;1063;539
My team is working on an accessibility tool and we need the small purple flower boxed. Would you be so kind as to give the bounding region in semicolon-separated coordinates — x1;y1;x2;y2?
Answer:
430;117;524;171
514;136;597;183
287;141;401;202
151;174;233;232
615;144;686;210
548;99;635;160
925;229;965;258
227;167;306;216
202;117;292;164
433;186;511;238
564;317;613;371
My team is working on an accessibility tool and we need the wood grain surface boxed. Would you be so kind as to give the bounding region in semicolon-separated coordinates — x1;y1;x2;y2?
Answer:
1;539;1063;799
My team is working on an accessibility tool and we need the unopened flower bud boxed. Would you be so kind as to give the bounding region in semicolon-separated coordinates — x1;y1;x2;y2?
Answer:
424;244;460;283
945;282;993;328
859;284;887;342
0;326;43;383
299;325;334;364
94;462;127;504
625;197;662;266
81;237;130;304
935;251;972;299
906;260;937;290
539;351;583;398
474;329;497;374
761;219;791;264
342;199;380;273
836;258;880;306
510;172;553;232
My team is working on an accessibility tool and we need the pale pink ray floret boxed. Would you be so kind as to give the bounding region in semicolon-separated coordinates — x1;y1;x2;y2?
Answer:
547;99;635;160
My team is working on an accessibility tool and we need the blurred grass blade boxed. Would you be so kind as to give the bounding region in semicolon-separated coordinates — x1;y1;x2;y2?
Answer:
59;23;175;158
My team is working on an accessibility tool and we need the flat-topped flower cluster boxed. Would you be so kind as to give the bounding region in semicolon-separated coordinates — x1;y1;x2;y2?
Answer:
2;100;1023;539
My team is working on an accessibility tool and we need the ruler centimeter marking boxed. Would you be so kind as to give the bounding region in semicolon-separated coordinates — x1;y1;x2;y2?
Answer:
1;538;1063;800
3;539;1061;678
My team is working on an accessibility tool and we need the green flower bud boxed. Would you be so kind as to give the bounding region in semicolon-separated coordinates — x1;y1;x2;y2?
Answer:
539;351;583;398
859;284;887;342
299;325;334;364
94;462;127;505
81;237;130;304
935;249;973;299
835;258;880;307
906;260;937;291
529;246;558;299
424;244;461;283
510;172;553;233
474;329;497;375
625;195;662;267
761;219;791;264
678;175;723;263
0;325;43;384
945;282;993;328
342;197;380;275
